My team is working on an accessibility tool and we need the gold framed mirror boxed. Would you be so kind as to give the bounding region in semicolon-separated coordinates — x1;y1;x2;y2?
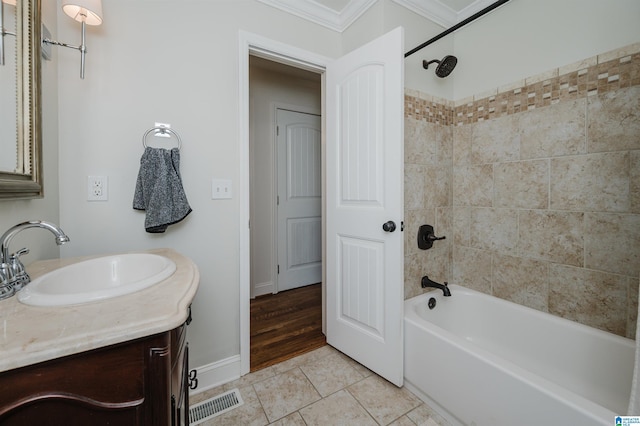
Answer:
0;0;42;199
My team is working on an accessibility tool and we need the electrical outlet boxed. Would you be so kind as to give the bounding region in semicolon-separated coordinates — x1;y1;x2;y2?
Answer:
212;179;232;199
87;175;108;201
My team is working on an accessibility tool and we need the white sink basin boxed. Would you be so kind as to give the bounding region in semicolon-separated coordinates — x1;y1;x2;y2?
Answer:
18;253;177;307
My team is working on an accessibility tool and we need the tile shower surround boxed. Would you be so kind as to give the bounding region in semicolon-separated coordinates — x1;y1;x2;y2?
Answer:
404;43;640;339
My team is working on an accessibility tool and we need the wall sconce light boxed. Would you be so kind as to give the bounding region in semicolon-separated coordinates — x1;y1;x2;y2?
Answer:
42;0;103;79
0;0;17;66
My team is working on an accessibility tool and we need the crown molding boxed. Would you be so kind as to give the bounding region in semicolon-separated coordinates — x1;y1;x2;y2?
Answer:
257;0;379;32
392;0;495;28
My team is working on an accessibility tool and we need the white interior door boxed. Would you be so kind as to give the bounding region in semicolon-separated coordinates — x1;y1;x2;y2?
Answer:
326;27;405;386
276;109;322;292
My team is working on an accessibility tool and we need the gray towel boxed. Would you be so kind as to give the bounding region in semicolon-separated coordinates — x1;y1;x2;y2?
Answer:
133;147;192;233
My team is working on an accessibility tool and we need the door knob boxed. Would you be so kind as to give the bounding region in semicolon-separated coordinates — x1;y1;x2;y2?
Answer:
382;221;396;232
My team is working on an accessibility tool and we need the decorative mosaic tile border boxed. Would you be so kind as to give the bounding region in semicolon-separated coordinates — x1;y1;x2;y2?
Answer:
404;95;453;126
404;43;640;126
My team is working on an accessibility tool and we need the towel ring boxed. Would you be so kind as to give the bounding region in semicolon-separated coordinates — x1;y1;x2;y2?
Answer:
142;126;182;149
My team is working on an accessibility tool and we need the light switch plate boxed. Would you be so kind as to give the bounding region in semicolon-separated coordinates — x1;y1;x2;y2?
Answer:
212;179;232;199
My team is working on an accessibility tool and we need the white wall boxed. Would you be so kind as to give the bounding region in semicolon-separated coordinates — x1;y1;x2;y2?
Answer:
342;0;453;98
453;0;640;100
249;58;321;297
0;0;60;266
55;0;341;369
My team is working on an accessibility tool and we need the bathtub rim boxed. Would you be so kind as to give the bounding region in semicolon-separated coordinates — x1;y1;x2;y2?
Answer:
406;285;635;349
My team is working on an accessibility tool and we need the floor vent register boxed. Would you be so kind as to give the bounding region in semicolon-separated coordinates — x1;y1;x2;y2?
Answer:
189;388;244;425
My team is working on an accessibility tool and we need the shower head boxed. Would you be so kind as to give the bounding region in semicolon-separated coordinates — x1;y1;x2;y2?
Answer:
423;55;458;78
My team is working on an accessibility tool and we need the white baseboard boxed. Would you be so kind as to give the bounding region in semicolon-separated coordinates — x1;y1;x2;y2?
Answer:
252;281;273;297
189;355;242;396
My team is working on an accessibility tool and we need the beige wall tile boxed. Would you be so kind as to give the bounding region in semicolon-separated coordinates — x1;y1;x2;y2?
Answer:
472;115;520;164
436;207;453;238
597;42;640;62
548;265;629;335
632;150;640;213
404;252;423;300
585;212;640;277
559;56;597;75
409;48;640;337
520;98;586;159
452;124;472;166
525;68;559;85
453;207;471;246
405;117;437;165
437;124;453;165
470;208;518;252
452;246;492;293
518;210;584;266
494;159;549;209
474;87;498;101
551;152;630;212
492;253;549;312
424;165;451;208
437;207;454;280
587;86;640;153
455;95;474;107
498;79;526;94
405;164;426;210
453;164;493;207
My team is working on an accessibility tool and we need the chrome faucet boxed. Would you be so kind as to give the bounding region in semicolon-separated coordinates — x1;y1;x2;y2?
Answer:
0;221;70;299
421;275;451;297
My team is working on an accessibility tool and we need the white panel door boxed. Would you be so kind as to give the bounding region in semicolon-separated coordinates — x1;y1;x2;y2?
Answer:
277;109;322;292
326;27;405;386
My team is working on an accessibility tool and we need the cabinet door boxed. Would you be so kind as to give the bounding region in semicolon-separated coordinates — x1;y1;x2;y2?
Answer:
0;336;152;425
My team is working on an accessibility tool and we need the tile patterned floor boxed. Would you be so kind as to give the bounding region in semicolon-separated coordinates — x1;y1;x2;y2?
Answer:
190;345;451;426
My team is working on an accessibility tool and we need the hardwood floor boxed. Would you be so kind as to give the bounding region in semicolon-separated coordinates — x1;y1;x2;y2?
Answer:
250;283;326;372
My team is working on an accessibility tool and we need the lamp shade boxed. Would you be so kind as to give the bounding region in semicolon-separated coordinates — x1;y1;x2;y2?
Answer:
2;0;17;6
62;0;102;26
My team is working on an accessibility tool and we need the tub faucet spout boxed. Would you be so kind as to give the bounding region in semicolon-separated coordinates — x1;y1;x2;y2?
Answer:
421;275;451;296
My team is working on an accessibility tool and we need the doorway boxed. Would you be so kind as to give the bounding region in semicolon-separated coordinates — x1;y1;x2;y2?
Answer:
240;29;404;382
276;108;322;292
248;55;324;370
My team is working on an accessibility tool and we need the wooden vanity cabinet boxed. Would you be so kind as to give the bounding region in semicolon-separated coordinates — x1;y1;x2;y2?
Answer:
0;324;189;426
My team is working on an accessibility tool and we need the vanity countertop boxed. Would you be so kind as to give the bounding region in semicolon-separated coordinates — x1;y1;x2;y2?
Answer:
0;248;199;373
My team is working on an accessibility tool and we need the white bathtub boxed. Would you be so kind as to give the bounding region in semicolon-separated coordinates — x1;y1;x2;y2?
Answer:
404;285;635;426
